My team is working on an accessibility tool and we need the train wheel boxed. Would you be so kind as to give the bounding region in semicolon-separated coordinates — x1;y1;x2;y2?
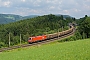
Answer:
29;42;32;44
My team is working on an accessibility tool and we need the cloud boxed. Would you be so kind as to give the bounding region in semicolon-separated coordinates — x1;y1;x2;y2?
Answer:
4;1;11;7
21;0;26;2
0;0;90;18
0;0;11;7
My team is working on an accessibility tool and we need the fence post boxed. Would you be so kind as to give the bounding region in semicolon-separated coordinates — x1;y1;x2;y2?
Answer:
9;32;10;47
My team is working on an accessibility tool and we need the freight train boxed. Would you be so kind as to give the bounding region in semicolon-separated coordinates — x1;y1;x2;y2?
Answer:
28;25;74;43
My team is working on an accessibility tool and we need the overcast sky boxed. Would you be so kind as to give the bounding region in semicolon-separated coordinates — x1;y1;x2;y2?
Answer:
0;0;90;18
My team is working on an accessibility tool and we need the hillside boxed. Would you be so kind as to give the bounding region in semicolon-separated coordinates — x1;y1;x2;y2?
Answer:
0;39;90;60
0;14;38;24
55;14;72;18
0;14;74;47
0;14;72;24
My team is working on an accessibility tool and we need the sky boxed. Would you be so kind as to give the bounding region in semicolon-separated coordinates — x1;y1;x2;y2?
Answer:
0;0;90;18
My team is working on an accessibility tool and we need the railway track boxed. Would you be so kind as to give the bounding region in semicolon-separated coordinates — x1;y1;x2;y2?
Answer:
0;28;75;52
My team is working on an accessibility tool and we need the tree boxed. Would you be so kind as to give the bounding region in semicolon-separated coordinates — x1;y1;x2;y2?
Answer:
79;17;90;38
82;32;87;39
75;31;82;40
85;15;88;19
61;15;63;20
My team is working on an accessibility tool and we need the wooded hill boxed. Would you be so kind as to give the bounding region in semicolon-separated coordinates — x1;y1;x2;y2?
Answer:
0;14;72;24
0;14;38;24
61;15;90;43
0;14;75;47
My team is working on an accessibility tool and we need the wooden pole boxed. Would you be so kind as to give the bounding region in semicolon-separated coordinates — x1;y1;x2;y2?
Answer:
62;26;63;31
20;34;21;45
58;29;59;39
9;32;10;47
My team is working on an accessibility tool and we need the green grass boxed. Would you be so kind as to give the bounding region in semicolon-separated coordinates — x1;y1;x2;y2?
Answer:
0;39;90;60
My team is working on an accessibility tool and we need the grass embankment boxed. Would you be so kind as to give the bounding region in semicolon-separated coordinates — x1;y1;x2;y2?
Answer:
0;39;90;60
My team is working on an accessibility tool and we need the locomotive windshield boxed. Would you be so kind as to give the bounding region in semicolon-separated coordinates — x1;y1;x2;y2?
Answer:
28;38;31;40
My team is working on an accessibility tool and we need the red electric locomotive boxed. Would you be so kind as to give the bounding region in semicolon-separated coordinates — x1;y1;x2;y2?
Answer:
28;35;47;43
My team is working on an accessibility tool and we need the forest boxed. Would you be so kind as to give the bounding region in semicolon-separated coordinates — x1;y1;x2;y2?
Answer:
0;14;74;48
60;15;90;42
